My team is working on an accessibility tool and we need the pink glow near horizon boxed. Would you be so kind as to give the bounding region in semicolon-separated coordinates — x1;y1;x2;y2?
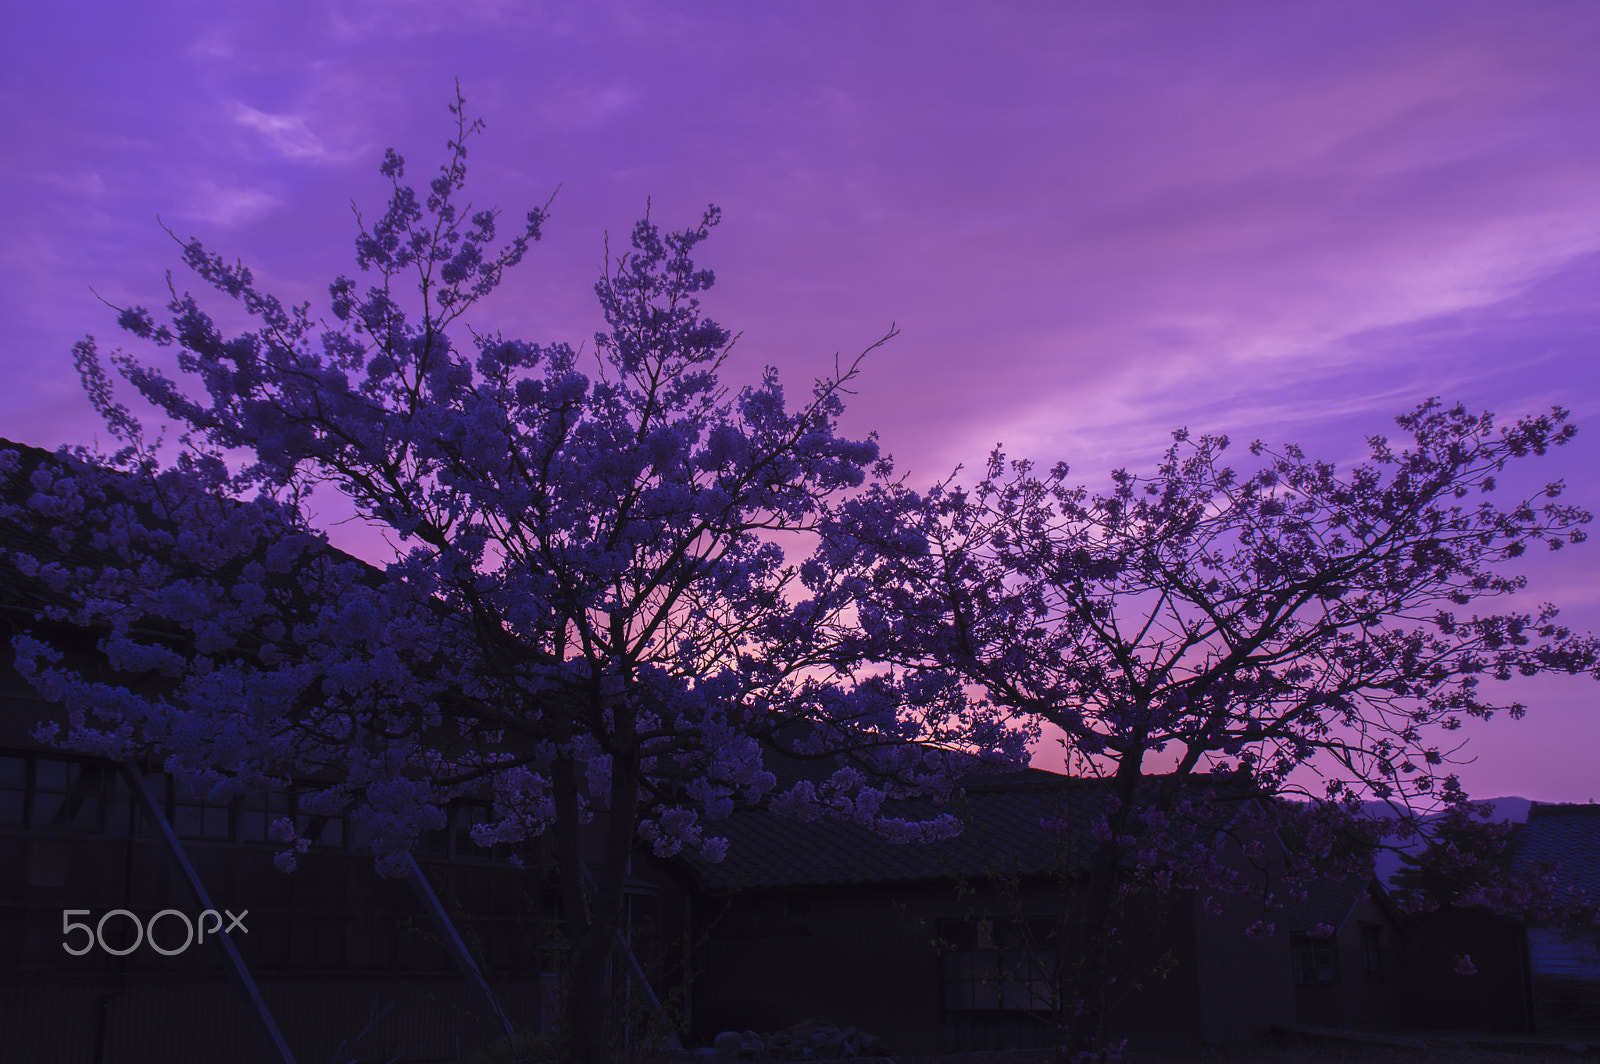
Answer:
2;2;1597;803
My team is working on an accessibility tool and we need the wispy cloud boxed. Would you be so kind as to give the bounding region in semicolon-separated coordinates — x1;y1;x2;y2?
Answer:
229;102;330;163
180;179;282;227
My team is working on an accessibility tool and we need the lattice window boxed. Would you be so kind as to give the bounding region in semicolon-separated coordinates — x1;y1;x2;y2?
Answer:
1291;933;1336;985
1360;923;1384;983
939;916;1057;1012
4;756;110;832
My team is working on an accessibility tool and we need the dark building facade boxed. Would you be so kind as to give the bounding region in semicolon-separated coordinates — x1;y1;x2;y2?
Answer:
679;775;1298;1056
1401;906;1533;1032
1285;877;1407;1029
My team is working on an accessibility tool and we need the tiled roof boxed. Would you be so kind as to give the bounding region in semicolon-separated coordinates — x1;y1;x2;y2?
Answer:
1284;876;1368;934
1;438;386;625
1514;802;1600;897
0;438;106;614
681;770;1106;891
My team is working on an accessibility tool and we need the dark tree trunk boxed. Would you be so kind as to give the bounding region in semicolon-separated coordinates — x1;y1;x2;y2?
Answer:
1059;755;1145;1062
551;754;631;1064
552;756;605;1064
550;729;643;1064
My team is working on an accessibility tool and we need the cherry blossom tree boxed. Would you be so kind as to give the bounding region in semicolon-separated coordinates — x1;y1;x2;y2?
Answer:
829;405;1600;1058
2;90;1025;1063
1389;806;1600;946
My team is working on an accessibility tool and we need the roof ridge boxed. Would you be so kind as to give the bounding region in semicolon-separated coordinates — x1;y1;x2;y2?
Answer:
1528;801;1600;816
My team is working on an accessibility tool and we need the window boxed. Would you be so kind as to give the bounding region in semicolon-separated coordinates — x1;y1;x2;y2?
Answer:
0;756;25;824
239;788;294;843
402;801;514;862
297;807;345;849
1291;933;1336;986
238;784;345;849
172;776;232;841
27;838;67;887
939;917;1057;1012
453;802;489;858
1360;923;1383;983
3;756;110;832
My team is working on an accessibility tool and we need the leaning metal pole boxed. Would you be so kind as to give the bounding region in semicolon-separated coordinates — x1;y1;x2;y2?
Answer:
403;851;518;1044
580;863;684;1051
119;761;300;1064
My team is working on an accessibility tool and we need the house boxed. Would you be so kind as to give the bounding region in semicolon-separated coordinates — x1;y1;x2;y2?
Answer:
1279;874;1535;1033
0;688;1303;1061
1284;876;1407;1028
674;771;1299;1056
1514;802;1600;1035
1282;802;1600;1038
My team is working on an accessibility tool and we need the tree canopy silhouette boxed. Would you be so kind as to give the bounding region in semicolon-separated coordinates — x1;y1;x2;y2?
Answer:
829;402;1600;1056
3;89;1024;1063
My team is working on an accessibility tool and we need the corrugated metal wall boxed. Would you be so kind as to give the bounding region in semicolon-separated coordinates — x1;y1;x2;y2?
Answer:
1529;926;1600;1034
1192;880;1298;1045
1529;926;1600;979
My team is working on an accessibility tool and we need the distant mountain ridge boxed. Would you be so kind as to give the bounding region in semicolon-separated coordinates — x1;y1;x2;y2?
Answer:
1360;795;1534;886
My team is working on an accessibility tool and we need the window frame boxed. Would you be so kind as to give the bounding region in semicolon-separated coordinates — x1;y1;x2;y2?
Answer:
1291;932;1338;986
1;754;116;834
1359;922;1384;984
938;915;1059;1014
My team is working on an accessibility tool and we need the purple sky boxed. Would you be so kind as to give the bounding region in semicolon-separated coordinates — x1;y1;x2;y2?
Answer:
4;2;1598;803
